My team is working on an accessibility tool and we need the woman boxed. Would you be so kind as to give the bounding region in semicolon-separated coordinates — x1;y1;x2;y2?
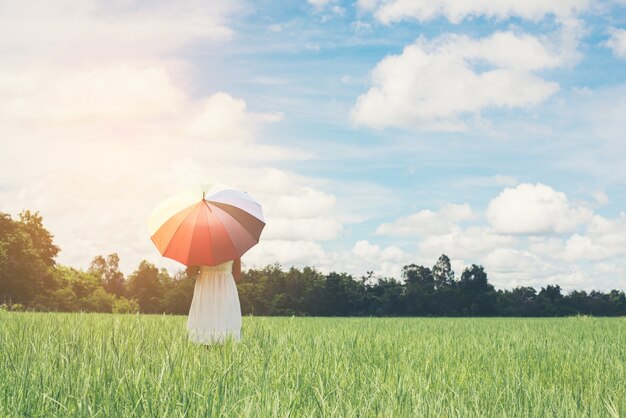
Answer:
187;258;242;345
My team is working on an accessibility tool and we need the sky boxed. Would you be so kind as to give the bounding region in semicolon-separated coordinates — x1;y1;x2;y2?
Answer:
1;0;626;291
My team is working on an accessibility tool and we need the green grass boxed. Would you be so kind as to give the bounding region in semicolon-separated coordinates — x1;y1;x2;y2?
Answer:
1;312;625;417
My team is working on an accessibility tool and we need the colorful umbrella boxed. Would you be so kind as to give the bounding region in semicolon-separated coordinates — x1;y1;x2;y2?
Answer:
147;184;265;266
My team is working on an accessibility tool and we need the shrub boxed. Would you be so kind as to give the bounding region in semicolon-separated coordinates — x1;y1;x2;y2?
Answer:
113;297;140;314
10;303;24;312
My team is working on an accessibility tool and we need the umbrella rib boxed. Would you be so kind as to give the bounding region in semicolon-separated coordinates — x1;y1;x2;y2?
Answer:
162;202;201;258
185;201;212;266
209;201;264;241
207;202;259;243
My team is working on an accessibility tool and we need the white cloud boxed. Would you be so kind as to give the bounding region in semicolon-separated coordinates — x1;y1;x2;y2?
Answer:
0;89;307;274
348;240;412;278
245;239;412;280
562;214;626;261
375;203;472;236
484;248;546;272
268;24;284;33
242;181;626;291
352;31;567;130
0;0;346;276
358;0;589;24
494;175;519;187
0;66;184;123
604;27;626;59
0;0;237;67
267;188;336;219
245;240;327;267
528;237;566;257
366;182;626;290
589;190;609;206
263;218;343;241
483;247;589;289
308;0;334;8
418;226;517;260
307;0;344;16
486;183;593;235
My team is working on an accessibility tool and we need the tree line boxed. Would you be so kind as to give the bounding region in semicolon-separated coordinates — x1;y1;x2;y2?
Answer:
1;211;625;316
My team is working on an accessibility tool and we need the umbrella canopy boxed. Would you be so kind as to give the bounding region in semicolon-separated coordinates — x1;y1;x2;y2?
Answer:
147;184;265;266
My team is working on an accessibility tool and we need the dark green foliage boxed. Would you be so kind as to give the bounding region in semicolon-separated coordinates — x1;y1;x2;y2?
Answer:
1;210;626;316
237;261;626;317
162;270;195;315
89;253;125;297
126;261;167;314
0;211;58;304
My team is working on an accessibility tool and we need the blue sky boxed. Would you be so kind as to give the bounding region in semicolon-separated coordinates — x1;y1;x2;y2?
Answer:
1;0;626;290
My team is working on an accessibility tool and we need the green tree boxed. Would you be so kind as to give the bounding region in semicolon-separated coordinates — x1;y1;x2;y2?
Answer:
112;296;139;314
0;212;58;304
402;264;435;315
127;261;166;313
162;270;195;315
18;211;59;268
432;254;455;289
89;253;125;296
458;264;496;316
535;285;564;316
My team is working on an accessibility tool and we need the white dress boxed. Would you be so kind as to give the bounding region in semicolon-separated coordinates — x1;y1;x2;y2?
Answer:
187;260;242;344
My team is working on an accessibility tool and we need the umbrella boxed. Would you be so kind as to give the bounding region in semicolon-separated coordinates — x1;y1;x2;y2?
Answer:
147;184;265;266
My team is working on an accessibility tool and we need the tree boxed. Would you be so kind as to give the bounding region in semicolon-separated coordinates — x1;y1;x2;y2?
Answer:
316;272;366;316
162;270;195;315
127;261;166;313
18;211;59;268
113;297;139;314
496;287;538;316
432;254;455;289
370;278;404;316
0;212;58;304
533;285;564;316
30;265;113;312
89;253;125;296
458;264;496;316
402;264;434;315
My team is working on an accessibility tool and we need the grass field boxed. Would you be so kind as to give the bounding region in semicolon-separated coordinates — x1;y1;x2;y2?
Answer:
1;312;625;417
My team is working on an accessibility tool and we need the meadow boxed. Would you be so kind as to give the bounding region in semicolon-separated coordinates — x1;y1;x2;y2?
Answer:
1;312;625;417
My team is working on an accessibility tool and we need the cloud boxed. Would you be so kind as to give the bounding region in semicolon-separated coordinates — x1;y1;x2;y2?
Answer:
348;240;412;277
308;0;334;8
562;214;626;261
244;239;413;280
375;203;473;236
0;0;345;275
483;248;553;286
418;226;517;260
252;181;626;291
486;183;593;235
246;240;327;267
0;66;184;123
0;89;308;272
0;0;237;67
351;31;568;130
494;175;519;187
604;27;626;59
307;0;345;17
267;187;336;218
482;247;589;289
367;181;626;290
263;218;343;241
358;0;589;24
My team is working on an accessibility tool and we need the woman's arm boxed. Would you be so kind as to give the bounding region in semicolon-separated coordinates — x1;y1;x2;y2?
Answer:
232;258;241;281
